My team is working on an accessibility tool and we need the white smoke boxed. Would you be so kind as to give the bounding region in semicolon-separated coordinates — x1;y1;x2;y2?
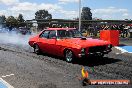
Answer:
0;33;30;46
0;27;37;47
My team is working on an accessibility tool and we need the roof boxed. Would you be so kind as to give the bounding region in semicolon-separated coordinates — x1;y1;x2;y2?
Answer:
45;28;76;30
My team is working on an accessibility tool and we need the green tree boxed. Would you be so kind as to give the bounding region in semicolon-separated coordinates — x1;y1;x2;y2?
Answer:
35;10;52;30
6;16;18;28
35;10;52;20
0;15;6;23
81;7;92;31
81;7;92;20
17;14;26;27
0;15;6;27
17;14;24;22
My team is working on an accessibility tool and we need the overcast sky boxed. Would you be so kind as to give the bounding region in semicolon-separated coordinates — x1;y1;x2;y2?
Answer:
0;0;131;20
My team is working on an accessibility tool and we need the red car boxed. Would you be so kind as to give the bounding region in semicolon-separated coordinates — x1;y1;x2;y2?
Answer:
29;28;112;62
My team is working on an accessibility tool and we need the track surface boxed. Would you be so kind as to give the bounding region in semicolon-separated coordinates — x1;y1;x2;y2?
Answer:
0;39;132;88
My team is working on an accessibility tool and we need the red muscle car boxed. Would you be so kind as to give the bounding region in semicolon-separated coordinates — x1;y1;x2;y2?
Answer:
29;28;112;62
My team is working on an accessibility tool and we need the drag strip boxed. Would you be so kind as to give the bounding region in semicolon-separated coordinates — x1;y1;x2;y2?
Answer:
0;42;132;88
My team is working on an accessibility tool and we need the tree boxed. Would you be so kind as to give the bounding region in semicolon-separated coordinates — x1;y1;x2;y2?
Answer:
81;7;92;20
17;14;26;27
0;15;6;23
17;14;24;22
35;10;52;30
6;16;18;28
0;15;6;27
81;7;92;31
35;10;52;20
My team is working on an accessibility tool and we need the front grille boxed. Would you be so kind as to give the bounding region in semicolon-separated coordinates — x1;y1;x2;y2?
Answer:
88;45;107;53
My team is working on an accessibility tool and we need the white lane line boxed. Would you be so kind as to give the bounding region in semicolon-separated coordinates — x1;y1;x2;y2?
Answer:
115;46;128;53
115;46;132;54
1;74;14;78
115;52;125;55
116;53;121;55
126;52;132;53
0;78;14;88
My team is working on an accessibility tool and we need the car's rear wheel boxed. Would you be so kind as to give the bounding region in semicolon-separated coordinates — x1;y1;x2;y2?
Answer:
34;44;41;54
65;49;74;63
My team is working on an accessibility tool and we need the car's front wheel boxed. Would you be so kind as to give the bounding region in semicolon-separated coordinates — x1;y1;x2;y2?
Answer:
65;49;74;63
34;44;41;54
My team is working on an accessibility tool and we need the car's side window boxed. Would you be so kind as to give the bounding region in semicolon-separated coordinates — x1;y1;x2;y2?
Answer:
48;30;56;39
40;30;50;38
57;30;66;38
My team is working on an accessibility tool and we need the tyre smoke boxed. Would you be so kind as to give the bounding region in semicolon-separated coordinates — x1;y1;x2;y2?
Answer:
0;29;34;47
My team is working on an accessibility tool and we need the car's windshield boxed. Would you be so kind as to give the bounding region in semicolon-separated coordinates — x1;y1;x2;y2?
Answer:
57;29;82;38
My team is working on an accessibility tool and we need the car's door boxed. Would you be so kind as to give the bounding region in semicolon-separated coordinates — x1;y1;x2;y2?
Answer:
46;30;57;54
38;30;50;53
54;30;67;56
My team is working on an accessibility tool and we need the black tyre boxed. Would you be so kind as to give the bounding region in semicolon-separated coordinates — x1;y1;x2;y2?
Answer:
65;49;74;63
34;44;41;54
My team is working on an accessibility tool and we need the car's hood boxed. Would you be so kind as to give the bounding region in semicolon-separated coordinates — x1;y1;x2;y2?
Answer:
62;38;110;48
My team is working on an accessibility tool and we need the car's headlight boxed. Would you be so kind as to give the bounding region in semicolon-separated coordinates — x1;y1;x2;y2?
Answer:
81;48;85;53
108;44;112;48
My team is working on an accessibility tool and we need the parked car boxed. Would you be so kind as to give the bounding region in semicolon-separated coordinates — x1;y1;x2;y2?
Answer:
19;27;31;35
29;28;112;63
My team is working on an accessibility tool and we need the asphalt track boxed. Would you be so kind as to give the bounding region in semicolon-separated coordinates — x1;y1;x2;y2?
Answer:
0;38;131;88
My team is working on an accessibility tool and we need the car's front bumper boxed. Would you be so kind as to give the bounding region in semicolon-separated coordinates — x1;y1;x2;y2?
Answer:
78;49;112;58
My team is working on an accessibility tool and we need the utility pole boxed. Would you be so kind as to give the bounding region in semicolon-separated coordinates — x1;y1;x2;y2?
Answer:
79;0;81;32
